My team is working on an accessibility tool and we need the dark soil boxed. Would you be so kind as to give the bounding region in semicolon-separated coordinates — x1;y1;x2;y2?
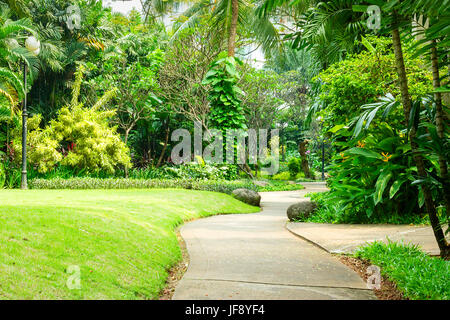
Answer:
158;230;189;300
339;255;406;300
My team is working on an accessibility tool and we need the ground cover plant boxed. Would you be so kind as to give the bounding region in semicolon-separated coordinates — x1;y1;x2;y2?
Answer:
355;241;450;300
0;189;258;299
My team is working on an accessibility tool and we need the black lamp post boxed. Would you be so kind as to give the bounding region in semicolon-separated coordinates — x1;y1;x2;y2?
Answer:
316;116;325;181
21;36;40;190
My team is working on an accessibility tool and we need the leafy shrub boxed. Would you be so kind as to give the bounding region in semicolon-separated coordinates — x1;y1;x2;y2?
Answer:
157;163;236;180
305;191;429;224
271;171;293;180
29;177;305;193
10;163;238;189
10;66;131;174
129;163;238;181
313;36;433;132
308;123;428;223
0;161;5;188
1;159;20;188
29;177;259;194
287;158;301;178
272;171;313;181
355;241;450;300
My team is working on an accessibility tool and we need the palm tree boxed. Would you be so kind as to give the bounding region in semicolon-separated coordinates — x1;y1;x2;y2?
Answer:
259;0;450;257
395;0;450;257
400;0;450;233
158;0;280;58
21;0;117;116
257;0;367;67
227;0;239;56
0;4;39;112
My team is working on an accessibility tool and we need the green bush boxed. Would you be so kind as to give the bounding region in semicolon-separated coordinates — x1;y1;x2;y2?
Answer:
314;36;433;132
128;163;238;181
287;158;301;178
152;163;237;180
315;121;449;223
1;160;20;188
0;162;5;188
10;66;131;174
272;171;312;181
355;241;450;300
272;171;293;180
29;177;305;193
29;177;258;194
305;191;430;224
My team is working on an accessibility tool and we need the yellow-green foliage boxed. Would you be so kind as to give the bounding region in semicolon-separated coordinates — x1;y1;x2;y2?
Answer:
314;37;434;130
12;67;131;173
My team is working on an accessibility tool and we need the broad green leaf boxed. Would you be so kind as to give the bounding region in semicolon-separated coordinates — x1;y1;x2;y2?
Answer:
352;5;368;12
374;171;392;205
361;36;376;53
348;147;382;159
365;107;380;129
328;124;346;133
353;113;366;137
418;188;425;208
389;178;407;199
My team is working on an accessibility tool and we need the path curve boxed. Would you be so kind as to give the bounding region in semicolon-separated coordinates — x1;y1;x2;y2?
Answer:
172;182;376;300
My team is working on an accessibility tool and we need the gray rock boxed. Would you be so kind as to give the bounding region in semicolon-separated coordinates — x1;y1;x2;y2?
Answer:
287;201;317;221
232;188;261;207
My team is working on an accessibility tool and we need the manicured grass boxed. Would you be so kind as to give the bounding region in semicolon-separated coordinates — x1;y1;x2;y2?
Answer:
0;189;258;299
355;241;450;300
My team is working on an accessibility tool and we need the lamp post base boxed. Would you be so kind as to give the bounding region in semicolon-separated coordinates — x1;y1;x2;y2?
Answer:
21;171;27;189
21;63;28;190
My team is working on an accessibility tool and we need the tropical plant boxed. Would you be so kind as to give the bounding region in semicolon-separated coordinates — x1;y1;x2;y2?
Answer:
202;52;247;130
287;157;301;179
10;65;131;174
257;0;370;68
167;0;280;57
0;4;39;110
381;0;449;258
261;0;450;256
308;36;433;134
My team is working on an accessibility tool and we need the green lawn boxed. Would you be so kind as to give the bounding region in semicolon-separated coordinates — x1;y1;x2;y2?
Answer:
0;189;258;299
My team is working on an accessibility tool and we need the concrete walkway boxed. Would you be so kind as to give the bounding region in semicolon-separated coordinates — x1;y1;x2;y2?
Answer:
287;222;448;256
173;182;376;300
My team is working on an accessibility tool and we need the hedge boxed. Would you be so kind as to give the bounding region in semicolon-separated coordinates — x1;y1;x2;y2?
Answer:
29;178;259;194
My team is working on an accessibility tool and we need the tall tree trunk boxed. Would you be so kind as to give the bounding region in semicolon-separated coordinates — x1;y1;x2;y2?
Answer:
227;0;239;57
430;40;450;221
298;140;312;179
124;128;131;178
156;125;170;168
392;26;449;257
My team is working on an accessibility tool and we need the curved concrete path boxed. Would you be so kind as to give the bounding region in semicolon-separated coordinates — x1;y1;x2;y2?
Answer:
173;182;376;300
